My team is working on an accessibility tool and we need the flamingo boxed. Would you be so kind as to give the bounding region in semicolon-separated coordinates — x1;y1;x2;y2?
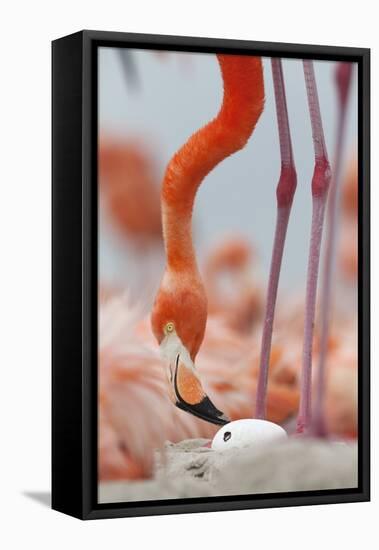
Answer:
151;54;265;425
98;136;165;303
205;236;263;334
99;136;162;245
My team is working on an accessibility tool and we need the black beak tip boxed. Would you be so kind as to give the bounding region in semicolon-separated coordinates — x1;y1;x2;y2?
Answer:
176;395;230;426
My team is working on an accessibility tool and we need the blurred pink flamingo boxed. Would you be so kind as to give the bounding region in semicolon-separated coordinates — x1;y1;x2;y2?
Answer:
205;237;263;334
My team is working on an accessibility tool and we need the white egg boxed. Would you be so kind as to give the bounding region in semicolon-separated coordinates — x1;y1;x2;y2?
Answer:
211;419;287;451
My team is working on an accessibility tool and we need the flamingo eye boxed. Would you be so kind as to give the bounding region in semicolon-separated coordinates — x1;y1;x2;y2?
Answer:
164;321;175;335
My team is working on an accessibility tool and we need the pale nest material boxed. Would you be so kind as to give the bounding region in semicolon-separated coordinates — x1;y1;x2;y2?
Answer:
99;437;357;503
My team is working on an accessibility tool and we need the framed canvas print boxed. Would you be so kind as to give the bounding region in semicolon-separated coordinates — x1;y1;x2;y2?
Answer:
52;30;370;520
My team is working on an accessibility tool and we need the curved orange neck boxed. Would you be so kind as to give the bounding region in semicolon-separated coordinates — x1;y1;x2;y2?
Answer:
162;54;264;272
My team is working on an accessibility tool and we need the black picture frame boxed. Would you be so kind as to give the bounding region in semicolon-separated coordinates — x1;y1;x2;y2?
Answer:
52;30;370;520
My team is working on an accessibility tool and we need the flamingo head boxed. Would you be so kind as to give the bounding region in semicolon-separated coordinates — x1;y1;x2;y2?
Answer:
151;274;229;426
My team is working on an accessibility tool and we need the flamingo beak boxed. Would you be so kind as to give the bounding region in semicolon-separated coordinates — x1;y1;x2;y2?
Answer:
172;355;229;426
160;334;229;426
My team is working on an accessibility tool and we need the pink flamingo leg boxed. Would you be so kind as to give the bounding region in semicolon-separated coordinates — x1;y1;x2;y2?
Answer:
255;58;297;419
313;63;353;436
296;60;331;434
